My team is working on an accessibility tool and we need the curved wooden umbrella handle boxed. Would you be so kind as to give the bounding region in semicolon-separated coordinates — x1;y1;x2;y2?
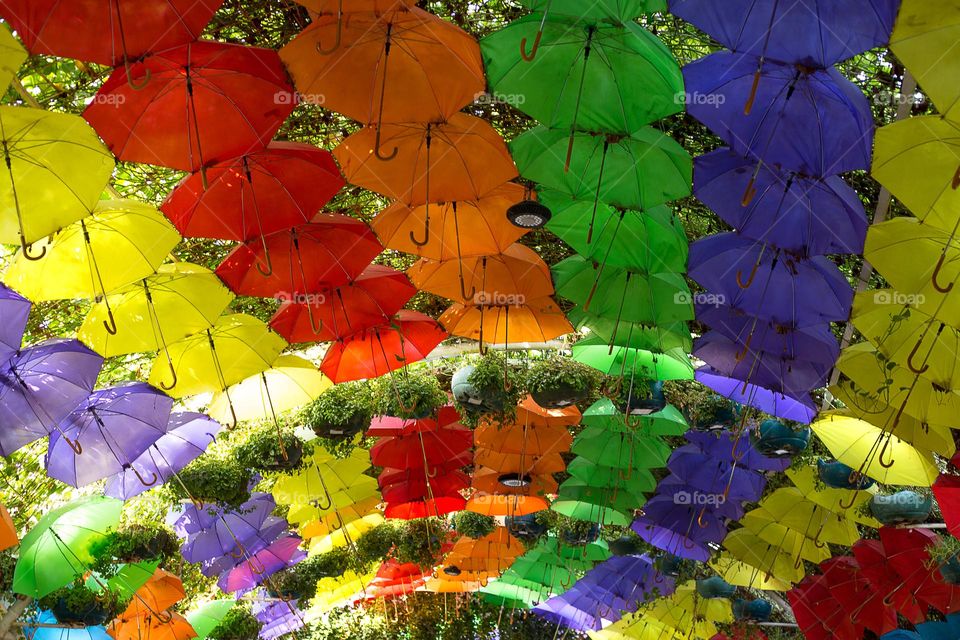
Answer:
316;0;343;55
20;235;46;261
907;336;930;374
932;252;954;293
520;30;543;62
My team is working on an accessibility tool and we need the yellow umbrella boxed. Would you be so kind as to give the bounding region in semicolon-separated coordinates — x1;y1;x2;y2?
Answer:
146;314;285;410
0;106;114;251
890;0;960;116
811;414;939;486
709;556;792;592
785;465;880;527
308;513;383;555
0;27;26;91
286;478;380;526
300;496;381;539
313;569;374;611
642;581;733;639
208;355;331;425
759;488;862;546
740;509;831;565
273;448;371;506
721;528;806;586
4;200;179;305
591;617;684;640
78;263;234;362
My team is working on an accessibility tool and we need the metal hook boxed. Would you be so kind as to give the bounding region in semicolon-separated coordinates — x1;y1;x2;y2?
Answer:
154;611;173;624
306;304;324;335
314;486;333;511
838;490;859;511
316;0;343;54
133;466;159;487
907;336;931;374
255;239;274;277
932;253;954;293
64;436;83;455
744;69;762;115
682;536;696;550
20;234;46;261
459;275;476;302
734;334;753;363
374;127;399;161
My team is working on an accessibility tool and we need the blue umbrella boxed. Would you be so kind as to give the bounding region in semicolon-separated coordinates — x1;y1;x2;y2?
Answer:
24;611;113;640
0;283;30;362
695;366;818;423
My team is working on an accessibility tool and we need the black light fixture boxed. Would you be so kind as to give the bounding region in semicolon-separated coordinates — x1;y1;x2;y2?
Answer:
497;473;532;488
443;565;462;576
506;199;552;229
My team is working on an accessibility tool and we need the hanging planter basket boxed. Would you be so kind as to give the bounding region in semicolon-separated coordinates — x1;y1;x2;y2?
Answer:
817;459;875;490
751;419;811;457
869;490;933;525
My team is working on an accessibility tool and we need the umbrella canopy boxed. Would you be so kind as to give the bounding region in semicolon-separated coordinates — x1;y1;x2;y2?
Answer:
280;6;483;124
0;503;16;552
320;311;447;383
371;184;530;260
119;569;186;621
269;265;415;344
571;336;693;380
670;0;900;67
83;42;295;172
440;297;574;345
684;51;873;176
582;398;688;437
217;534;306;594
78;263;234;357
4;200;180;303
482;16;682;134
474;421;572;456
185;601;235;640
696;366;818;423
0;25;25;90
104;412;222;501
0;339;103;457
334;114;517;206
890;0;960;116
215;216;383;299
0;106;114;250
109;612;197;640
0;283;30;362
518;0;665;18
13;496;122;597
370;428;473;469
161;141;344;241
147;314;286;400
46;382;174;487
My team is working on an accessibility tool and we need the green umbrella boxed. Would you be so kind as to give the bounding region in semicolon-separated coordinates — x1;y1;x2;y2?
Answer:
13;496;122;598
541;189;687;272
572;335;693;380
511;126;691;212
519;0;666;20
553;255;693;325
567;458;658;492
571;427;672;468
570;306;692;351
553;481;644;525
86;559;160;599
186;600;236;640
581;397;689;436
482;16;682;137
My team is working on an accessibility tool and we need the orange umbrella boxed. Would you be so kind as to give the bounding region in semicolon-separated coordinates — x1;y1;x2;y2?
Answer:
109;613;197;640
474;422;572;456
371;183;530;260
0;503;17;552
334;113;517;207
465;494;549;517
442;528;523;572
472;466;559;496
408;243;554;304
295;0;416;14
281;6;482;125
120;569;185;621
440;297;574;344
483;396;581;429
475;450;566;476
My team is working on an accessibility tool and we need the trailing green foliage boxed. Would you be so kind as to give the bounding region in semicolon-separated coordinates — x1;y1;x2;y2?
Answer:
374;371;448;419
525;356;598;396
450;511;496;540
354;522;401;567
395;518;448;569
90;523;179;574
300;382;373;436
168;456;252;509
38;579;130;624
209;605;263;640
235;424;309;472
271;547;354;601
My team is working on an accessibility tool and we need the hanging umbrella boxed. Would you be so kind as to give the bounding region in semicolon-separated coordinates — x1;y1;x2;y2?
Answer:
571;336;693;380
0;339;103;457
273;449;371;505
570;307;692;352
698;304;840;363
25;611;113;640
104;412;222;501
299;496;381;539
0;26;25;90
180;498;279;563
269;265;415;344
369;428;473;469
722;528;806;585
684;51;873;176
83;42;295;172
474;450;565;476
118;569;185;621
474;421;572;456
693;147;867;256
309;513;384;553
371;184;530;260
811;414;939;486
334;114;517;209
440;297;574;345
146;314;286;405
216;216;383;299
13;496;122;597
46;382;174;487
218;534;306;594
567;458;657;493
78;263;234;360
689;233;854;324
760;490;862;546
890;1;960;116
280;6;483;125
696;366;817;423
711;555;791;591
208;355;331;425
472;466;559;496
367;405;461;437
819;556;897;638
185;601;235;640
512;125;691;211
0;106;113;254
0;503;16;552
167;492;273;538
408;243;554;304
109;612;197;640
320;311;447;383
670;0;900;67
0;283;30;362
518;0;664;19
785;465;880;527
3;200;180;312
482;15;682;136
572;428;671;469
582;397;688;437
466;494;549;517
161;141;344;241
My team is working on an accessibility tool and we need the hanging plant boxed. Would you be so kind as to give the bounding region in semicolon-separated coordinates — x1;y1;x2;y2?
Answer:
612;378;667;415
90;523;179;573
235;424;308;473
374;370;447;419
451;511;496;540
451;351;526;425
927;535;960;584
0;550;15;594
209;605;263;640
168;456;252;509
269;547;353;601
354;522;401;567
39;580;130;626
535;510;599;546
300;382;373;439
395;518;448;569
692;394;738;430
525;356;598;409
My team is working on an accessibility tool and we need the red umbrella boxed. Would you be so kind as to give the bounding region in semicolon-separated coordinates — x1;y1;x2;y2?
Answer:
83;41;295;173
380;468;470;501
1;0;223;73
878;526;960;615
161;141;344;241
378;465;469;491
934;473;960;537
819;556;897;637
320;311;448;383
366;405;461;437
384;496;465;520
787;574;861;640
269;265;414;343
370;428;473;469
364;560;429;599
216;216;383;298
853;538;927;623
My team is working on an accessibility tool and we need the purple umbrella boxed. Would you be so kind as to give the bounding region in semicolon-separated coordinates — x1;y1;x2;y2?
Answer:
684;430;789;472
693;148;867;256
0;284;30;362
252;600;305;640
46;382;174;487
217;534;305;595
168;492;275;538
0;339;103;456
201;518;289;578
693;331;834;398
684;51;874;176
696;366;817;423
689;233;853;324
181;495;278;563
631;506;722;562
666;450;767;501
669;0;901;67
104;412;223;500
